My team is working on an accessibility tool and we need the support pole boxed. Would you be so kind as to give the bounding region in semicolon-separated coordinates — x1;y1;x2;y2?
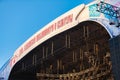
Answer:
51;41;54;55
43;47;45;59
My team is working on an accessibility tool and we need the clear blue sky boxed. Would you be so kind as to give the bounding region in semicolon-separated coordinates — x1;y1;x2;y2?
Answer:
0;0;92;68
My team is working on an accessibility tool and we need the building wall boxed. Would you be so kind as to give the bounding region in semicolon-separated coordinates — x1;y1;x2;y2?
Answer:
109;35;120;80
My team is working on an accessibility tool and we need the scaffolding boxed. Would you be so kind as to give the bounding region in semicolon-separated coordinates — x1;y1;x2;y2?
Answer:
9;21;114;80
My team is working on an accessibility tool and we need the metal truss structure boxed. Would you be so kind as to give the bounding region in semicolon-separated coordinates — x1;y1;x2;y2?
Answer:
9;21;114;80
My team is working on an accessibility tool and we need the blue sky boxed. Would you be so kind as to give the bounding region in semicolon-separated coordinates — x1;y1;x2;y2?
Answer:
0;0;92;68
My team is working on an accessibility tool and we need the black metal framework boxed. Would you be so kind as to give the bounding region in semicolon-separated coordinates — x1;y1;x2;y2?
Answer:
9;21;114;80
